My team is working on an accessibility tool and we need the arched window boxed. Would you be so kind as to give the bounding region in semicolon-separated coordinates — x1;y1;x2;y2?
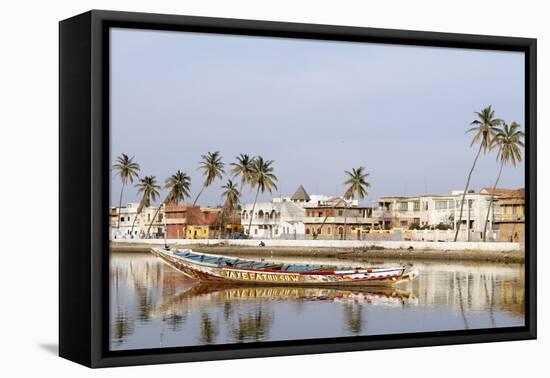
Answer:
327;227;332;234
258;210;264;218
305;228;310;235
338;227;344;235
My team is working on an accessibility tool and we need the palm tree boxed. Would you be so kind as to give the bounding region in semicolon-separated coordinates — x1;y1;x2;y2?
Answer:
230;153;255;197
342;167;371;240
344;167;371;199
482;122;524;241
112;154;140;229
246;157;278;236
146;170;191;237
216;180;240;238
193;151;225;206
454;106;503;241
129;176;161;237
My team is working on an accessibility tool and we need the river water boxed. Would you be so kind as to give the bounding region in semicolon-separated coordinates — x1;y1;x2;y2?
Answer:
110;252;525;351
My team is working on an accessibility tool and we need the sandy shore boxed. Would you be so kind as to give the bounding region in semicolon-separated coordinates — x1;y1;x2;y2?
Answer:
110;242;524;263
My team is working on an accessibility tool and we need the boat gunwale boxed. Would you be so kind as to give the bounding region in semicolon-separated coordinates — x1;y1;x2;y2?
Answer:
153;248;408;277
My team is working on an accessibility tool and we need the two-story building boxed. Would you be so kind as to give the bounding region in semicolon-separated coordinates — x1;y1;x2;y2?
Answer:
110;203;165;239
374;190;493;239
303;197;374;240
165;204;221;239
241;185;320;239
481;188;525;242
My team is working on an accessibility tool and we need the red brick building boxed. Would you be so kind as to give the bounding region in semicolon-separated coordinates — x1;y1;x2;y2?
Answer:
165;204;221;239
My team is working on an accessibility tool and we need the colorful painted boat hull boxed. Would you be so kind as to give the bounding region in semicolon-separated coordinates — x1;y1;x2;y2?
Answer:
151;248;418;286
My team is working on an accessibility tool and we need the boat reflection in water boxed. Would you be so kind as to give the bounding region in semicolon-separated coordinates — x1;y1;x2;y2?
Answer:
110;252;525;351
151;284;419;317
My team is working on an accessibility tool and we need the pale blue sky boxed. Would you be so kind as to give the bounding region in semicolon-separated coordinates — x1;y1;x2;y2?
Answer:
110;28;525;207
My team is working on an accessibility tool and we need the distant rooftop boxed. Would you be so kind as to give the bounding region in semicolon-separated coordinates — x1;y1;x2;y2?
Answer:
480;188;525;198
291;185;311;202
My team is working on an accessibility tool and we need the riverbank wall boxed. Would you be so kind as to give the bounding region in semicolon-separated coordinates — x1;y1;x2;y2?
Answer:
112;238;522;251
110;239;524;263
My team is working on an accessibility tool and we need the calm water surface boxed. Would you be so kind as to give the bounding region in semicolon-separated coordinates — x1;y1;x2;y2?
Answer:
110;252;524;350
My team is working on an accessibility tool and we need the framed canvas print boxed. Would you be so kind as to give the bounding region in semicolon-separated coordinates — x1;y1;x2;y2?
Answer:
59;10;537;368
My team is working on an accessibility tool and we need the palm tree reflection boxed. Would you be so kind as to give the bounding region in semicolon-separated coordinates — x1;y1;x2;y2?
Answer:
200;313;218;344
230;308;272;343
343;303;364;334
112;310;134;346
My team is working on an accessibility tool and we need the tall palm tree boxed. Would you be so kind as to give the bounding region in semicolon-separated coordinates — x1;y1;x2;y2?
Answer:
193;151;225;206
246;157;278;236
129;176;161;237
146;170;191;237
215;180;240;238
112;154;140;229
230;153;255;197
454;106;503;241
342;167;371;240
482;122;524;241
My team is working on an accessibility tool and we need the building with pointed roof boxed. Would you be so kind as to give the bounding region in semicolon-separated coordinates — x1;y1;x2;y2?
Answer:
290;185;311;203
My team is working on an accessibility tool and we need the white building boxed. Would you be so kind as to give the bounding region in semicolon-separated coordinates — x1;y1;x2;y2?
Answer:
110;203;165;239
374;190;493;240
242;185;365;239
241;185;314;239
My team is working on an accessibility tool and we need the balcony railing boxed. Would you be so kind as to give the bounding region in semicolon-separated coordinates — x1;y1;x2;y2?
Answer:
495;214;525;222
304;216;372;224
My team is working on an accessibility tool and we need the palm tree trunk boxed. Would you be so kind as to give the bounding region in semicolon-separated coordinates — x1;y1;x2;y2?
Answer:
317;214;330;240
343;201;349;240
116;182;125;229
247;186;260;236
193;185;206;206
482;161;504;241
318;197;345;240
343;215;348;240
129;207;141;238
215;203;228;239
146;202;164;237
454;143;483;242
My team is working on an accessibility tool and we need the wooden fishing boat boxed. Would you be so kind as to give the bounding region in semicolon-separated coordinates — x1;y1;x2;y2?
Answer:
151;247;418;286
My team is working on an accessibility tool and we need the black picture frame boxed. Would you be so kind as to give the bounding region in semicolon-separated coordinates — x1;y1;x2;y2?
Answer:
59;9;537;368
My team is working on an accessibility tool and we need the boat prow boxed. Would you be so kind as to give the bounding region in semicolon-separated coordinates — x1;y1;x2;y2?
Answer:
151;247;418;287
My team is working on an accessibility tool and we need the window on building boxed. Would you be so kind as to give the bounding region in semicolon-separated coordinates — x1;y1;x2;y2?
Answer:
327;227;331;234
318;212;322;217
338;210;343;216
435;201;447;210
147;214;151;222
158;213;163;222
275;228;278;235
399;202;408;211
254;229;258;234
120;216;124;222
306;228;310;234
